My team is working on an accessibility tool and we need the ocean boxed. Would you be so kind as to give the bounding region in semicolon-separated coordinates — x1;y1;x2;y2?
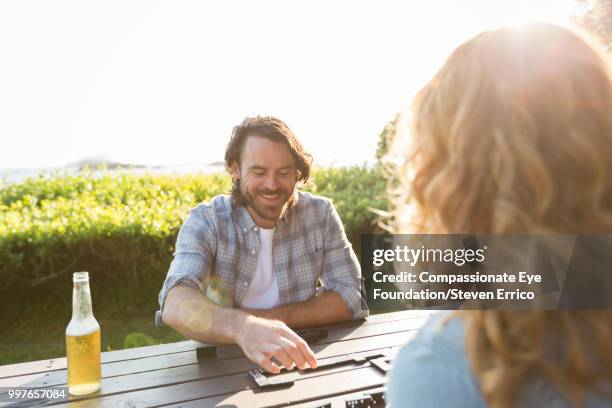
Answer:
0;164;226;185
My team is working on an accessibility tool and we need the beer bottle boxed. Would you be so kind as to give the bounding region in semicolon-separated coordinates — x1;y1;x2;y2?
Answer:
66;271;102;395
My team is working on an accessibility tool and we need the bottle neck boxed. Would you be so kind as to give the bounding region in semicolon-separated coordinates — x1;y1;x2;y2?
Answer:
72;281;94;321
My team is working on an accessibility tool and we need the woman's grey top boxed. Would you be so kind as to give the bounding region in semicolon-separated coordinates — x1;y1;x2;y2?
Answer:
387;311;611;407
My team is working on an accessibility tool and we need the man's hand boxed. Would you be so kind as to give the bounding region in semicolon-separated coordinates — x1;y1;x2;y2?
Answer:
235;314;318;374
163;285;318;373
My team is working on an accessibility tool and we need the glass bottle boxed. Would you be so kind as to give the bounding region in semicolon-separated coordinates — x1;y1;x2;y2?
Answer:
66;271;101;395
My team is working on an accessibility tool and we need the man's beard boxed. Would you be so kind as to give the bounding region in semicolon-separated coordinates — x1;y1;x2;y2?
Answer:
240;184;294;223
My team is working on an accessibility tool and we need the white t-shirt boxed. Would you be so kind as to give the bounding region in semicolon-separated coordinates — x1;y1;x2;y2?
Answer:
241;227;280;309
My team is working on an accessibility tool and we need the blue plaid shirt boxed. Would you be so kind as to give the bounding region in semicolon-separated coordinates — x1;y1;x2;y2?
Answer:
156;191;368;325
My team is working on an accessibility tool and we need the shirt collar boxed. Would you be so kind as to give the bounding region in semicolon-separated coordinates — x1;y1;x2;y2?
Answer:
235;206;258;234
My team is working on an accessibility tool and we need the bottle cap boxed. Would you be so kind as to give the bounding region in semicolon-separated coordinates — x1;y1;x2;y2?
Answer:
73;271;89;282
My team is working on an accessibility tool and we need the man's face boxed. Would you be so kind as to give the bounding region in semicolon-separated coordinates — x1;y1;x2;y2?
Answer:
231;136;297;228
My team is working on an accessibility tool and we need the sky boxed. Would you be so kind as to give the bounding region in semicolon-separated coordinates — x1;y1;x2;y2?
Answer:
0;0;577;169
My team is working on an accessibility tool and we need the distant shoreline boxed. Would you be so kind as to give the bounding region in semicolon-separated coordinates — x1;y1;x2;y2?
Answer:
0;163;226;185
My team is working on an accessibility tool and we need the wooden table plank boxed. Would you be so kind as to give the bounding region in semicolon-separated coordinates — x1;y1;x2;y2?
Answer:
53;353;395;408
1;312;432;387
1;311;434;408
46;330;414;407
285;386;387;408
161;365;389;408
0;310;431;380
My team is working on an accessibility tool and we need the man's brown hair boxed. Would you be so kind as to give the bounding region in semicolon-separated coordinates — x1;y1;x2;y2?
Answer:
224;116;313;205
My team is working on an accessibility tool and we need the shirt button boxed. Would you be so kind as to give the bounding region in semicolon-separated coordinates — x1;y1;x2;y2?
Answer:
242;281;248;286
251;250;256;255
243;228;247;232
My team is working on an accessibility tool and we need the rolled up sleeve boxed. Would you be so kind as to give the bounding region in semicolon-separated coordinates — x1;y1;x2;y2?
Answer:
319;200;369;320
155;206;216;326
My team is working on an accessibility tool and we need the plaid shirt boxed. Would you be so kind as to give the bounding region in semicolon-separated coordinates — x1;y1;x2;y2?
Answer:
156;191;368;326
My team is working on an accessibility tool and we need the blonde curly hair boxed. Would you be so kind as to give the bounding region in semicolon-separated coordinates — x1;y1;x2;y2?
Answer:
392;23;612;407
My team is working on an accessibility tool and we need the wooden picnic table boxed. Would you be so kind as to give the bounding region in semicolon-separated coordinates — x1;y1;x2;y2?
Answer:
0;310;433;407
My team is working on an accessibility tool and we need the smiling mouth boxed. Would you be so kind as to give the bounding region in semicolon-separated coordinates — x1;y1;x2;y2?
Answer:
259;192;285;205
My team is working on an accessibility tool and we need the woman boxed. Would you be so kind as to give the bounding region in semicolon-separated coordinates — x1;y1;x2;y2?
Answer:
387;23;612;407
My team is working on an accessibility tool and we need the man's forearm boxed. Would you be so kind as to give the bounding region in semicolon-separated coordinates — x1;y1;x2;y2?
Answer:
243;291;353;329
162;285;247;344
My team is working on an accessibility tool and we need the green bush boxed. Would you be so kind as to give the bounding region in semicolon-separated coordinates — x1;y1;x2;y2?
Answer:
305;166;389;252
123;332;156;348
0;166;388;291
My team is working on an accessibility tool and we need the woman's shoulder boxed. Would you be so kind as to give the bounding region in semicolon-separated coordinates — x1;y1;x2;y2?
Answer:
387;311;486;408
407;311;465;347
387;311;612;408
394;310;469;363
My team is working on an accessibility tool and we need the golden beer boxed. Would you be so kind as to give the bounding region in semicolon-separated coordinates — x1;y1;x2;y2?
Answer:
66;329;101;395
66;272;102;395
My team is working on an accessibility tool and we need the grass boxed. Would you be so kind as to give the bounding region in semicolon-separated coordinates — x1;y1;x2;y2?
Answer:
0;277;185;366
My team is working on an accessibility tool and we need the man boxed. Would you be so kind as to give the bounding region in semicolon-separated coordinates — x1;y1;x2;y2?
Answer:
156;116;367;374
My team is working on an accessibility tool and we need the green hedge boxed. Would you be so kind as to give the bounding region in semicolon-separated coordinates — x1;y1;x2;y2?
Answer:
305;166;389;250
0;166;388;291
